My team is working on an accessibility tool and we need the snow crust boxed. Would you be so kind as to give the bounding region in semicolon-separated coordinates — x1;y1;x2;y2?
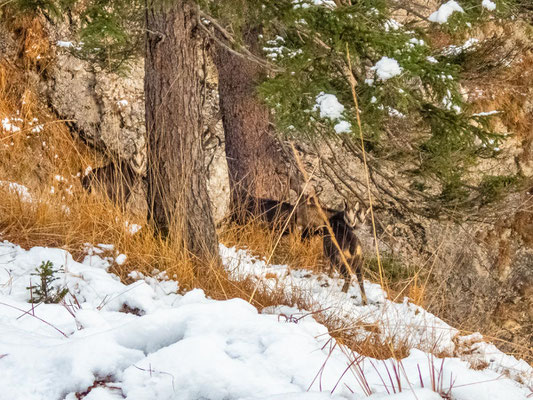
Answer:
442;38;479;56
56;40;74;48
2;116;22;133
56;40;82;51
473;110;500;116
384;19;402;32
314;93;345;120
333;120;351;134
0;240;531;400
428;1;464;24
2;114;44;136
124;221;142;235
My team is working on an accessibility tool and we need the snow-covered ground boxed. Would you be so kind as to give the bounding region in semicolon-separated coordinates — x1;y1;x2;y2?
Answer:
0;240;531;400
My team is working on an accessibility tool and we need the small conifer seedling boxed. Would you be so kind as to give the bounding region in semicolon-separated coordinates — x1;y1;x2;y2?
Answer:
26;261;69;304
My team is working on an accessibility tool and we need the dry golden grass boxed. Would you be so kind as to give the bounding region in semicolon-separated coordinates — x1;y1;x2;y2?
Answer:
219;220;325;272
470;51;533;137
0;184;306;307
315;311;412;360
13;15;52;68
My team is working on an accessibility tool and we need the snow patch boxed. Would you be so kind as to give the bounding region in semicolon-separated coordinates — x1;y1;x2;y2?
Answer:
429;1;464;24
56;40;75;48
313;92;351;134
333;120;351;134
482;0;497;11
384;19;402;31
371;57;403;81
314;93;345;120
115;254;127;265
0;181;32;202
263;36;303;60
1;117;21;133
443;38;479;56
124;221;142;235
407;38;425;48
473;110;501;116
293;0;336;9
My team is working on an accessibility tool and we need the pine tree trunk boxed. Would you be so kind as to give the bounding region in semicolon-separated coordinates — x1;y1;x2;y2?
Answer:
145;1;219;261
214;26;299;215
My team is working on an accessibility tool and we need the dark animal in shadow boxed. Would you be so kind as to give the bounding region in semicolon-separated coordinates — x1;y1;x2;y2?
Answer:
295;195;339;239
238;197;297;234
240;195;335;237
81;151;145;208
323;200;368;301
237;195;343;239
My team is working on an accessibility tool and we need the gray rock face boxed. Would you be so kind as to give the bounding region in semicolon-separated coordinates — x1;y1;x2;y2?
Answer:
202;76;230;223
45;42;230;222
0;23;17;60
46;51;145;158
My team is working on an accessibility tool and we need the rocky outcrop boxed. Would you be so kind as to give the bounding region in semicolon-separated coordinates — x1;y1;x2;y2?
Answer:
43;25;230;222
46;48;145;159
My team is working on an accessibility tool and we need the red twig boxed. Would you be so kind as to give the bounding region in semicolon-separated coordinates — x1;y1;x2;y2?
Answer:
0;301;67;337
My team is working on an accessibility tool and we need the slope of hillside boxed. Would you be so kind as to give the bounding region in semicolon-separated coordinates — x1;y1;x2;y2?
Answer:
1;5;533;400
0;240;531;400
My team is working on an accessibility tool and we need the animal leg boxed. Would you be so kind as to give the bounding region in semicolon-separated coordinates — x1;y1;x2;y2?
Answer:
339;262;351;293
301;226;311;240
341;279;351;293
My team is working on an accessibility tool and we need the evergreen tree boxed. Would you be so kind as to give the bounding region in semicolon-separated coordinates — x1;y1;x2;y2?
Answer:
26;261;69;304
7;0;220;263
145;0;219;261
9;0;524;219
200;0;522;217
213;17;302;219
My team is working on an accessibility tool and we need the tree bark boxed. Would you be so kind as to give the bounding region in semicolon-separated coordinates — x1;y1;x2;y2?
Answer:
214;26;300;217
145;1;219;261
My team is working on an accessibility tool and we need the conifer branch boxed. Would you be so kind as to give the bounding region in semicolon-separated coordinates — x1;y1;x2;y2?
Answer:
196;8;283;72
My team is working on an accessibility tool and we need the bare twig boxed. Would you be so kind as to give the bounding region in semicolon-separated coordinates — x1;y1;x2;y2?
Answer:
345;44;386;291
0;301;68;338
196;9;282;73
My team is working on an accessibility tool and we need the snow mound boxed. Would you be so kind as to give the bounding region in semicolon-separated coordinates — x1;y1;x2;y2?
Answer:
220;244;533;387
